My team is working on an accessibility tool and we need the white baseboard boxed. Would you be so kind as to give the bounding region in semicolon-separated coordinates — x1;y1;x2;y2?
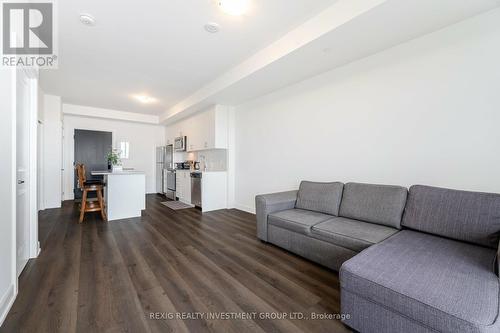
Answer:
44;202;63;209
63;193;74;201
234;203;255;214
0;284;16;326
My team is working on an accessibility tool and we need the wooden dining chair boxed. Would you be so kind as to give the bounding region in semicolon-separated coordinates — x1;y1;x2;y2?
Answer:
76;163;106;223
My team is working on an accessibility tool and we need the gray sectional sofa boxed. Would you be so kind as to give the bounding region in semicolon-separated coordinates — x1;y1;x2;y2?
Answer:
255;182;500;333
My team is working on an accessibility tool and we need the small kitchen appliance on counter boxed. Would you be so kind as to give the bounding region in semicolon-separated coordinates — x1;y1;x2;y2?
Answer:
175;161;191;170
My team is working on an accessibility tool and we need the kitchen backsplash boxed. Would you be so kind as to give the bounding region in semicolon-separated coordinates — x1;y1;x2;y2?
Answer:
174;149;227;171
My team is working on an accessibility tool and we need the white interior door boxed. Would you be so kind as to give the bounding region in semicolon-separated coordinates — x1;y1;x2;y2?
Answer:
37;121;44;211
16;70;31;277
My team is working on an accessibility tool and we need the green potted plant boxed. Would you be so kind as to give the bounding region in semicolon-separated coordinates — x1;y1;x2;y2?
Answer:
107;149;122;172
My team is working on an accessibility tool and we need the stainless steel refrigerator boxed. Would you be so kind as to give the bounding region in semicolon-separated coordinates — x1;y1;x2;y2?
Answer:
156;145;175;199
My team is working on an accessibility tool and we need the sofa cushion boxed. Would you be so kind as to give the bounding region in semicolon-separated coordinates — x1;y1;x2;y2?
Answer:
268;209;332;235
339;183;407;229
295;181;344;216
340;230;499;333
402;185;500;249
311;217;399;252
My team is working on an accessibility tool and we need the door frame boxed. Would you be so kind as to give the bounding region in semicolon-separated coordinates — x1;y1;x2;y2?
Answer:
27;73;39;258
9;67;17;299
72;129;113;200
1;48;40;326
13;67;40;286
62;122;116;200
37;119;44;211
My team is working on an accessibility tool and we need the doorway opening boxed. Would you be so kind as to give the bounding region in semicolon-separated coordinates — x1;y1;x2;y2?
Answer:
73;129;112;201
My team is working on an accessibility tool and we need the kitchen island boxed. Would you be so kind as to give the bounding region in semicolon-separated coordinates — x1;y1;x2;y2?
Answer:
175;170;228;212
91;170;146;221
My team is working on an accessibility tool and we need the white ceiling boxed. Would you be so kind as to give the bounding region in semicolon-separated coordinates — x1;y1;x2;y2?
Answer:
160;0;500;123
204;0;500;106
40;0;337;115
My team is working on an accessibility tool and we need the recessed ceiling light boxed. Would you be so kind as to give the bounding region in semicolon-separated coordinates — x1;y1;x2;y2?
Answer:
79;13;96;26
132;94;157;104
218;0;250;16
204;22;220;33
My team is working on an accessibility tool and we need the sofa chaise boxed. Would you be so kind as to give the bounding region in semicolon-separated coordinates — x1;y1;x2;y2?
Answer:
255;182;500;333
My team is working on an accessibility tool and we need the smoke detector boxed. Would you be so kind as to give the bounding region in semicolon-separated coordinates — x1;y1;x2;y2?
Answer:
204;22;220;33
79;14;96;26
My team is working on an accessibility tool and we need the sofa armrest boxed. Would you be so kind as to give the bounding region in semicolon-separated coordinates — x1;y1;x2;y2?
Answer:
255;190;298;241
497;240;500;277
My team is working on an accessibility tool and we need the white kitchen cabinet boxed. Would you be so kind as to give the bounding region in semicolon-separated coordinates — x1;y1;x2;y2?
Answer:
183;106;228;152
201;171;227;212
176;170;191;204
166;121;183;147
166;105;229;152
165;105;229;158
175;172;183;199
175;170;227;212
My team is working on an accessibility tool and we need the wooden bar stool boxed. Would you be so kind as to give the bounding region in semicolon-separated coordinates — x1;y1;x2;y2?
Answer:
76;164;107;223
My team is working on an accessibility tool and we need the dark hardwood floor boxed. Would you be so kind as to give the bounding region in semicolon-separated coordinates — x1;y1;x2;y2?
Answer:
1;195;349;333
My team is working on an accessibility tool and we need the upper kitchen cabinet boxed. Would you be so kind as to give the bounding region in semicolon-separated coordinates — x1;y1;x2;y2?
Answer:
188;106;229;151
166;105;229;152
165;121;181;146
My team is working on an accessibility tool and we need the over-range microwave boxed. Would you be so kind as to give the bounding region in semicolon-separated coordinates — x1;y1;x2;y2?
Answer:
174;136;187;151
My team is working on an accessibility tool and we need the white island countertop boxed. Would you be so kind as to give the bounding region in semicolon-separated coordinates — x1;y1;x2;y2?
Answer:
90;169;146;221
91;170;145;175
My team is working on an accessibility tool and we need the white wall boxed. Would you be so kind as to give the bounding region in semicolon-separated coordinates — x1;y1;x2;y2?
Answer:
0;69;16;324
63;109;166;199
234;8;500;213
37;89;44;211
42;95;62;209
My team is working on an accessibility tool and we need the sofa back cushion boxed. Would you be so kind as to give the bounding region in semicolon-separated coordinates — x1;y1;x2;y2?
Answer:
339;182;408;229
402;185;500;249
295;181;344;216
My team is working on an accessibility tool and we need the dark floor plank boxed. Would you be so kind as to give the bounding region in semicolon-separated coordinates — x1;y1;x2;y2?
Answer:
76;214;150;333
1;194;350;333
111;219;191;333
1;202;81;333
